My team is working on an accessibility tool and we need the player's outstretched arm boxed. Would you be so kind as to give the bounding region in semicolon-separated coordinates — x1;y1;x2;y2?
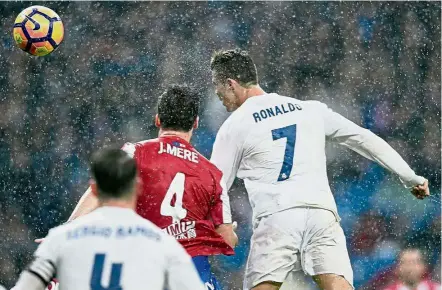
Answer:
321;103;429;198
67;141;136;222
67;186;99;222
69;141;137;222
165;237;206;290
35;187;97;244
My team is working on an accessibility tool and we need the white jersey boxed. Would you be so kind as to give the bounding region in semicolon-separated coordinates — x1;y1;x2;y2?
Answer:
14;207;205;290
211;93;425;221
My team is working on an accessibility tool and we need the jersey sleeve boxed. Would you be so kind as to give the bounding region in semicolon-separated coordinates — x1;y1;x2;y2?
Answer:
210;119;244;191
320;102;425;188
164;236;206;290
210;171;233;226
11;271;47;290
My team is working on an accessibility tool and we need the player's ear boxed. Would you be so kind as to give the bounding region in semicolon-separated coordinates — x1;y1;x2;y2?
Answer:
89;180;98;198
227;78;242;92
227;78;235;89
193;116;199;129
155;114;161;128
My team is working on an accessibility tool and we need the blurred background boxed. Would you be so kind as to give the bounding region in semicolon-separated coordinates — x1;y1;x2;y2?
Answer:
0;2;440;290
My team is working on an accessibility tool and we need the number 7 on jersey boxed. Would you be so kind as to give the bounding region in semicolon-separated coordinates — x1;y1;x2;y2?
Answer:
272;124;297;181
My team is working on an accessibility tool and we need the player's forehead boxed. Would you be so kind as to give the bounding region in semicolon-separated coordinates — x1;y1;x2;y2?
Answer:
400;250;422;262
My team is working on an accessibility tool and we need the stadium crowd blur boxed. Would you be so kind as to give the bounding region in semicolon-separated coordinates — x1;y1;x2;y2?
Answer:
0;2;440;289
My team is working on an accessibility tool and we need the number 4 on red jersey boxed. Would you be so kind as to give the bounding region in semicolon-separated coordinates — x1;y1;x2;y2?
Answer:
122;136;234;257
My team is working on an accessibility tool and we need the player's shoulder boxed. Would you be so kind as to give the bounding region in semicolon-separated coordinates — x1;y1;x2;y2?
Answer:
292;99;332;117
298;99;328;110
264;92;326;109
219;110;243;132
217;106;251;138
41;217;85;242
123;138;159;149
122;138;159;157
179;147;221;183
53;209;103;233
200;155;224;181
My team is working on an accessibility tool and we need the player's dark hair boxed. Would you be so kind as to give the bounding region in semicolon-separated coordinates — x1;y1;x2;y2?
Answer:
210;48;258;86
157;84;200;132
91;148;137;200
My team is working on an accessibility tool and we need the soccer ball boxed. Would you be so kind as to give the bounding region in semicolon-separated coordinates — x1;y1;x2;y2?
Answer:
13;6;64;56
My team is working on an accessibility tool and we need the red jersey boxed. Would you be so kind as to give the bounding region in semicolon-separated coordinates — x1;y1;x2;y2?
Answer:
122;136;234;257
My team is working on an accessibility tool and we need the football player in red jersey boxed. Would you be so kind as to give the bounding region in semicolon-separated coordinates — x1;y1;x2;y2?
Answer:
382;248;440;290
67;85;238;289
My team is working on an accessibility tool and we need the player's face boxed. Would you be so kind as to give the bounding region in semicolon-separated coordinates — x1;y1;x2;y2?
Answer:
397;250;426;284
212;74;240;112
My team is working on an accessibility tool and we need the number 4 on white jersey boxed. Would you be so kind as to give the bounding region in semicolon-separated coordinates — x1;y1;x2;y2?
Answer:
161;173;187;223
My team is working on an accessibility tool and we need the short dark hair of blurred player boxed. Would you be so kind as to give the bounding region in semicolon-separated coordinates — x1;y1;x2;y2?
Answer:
14;148;205;290
67;85;238;290
382;248;441;290
90;147;139;202
209;48;430;290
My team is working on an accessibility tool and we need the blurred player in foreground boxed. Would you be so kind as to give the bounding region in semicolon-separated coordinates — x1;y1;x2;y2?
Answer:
209;49;430;290
68;85;238;290
383;248;441;290
15;148;205;290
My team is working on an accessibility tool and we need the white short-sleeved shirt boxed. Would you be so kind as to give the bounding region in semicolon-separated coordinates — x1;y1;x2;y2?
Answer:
26;207;205;290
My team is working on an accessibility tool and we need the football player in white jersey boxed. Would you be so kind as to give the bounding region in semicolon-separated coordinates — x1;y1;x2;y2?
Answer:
209;49;430;290
13;148;205;290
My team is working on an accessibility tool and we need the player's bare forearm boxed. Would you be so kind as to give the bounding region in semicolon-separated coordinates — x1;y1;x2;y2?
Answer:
216;223;238;248
68;187;99;222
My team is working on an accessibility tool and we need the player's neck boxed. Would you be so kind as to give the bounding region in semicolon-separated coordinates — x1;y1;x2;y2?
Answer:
158;129;192;143
243;85;266;101
99;200;135;210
